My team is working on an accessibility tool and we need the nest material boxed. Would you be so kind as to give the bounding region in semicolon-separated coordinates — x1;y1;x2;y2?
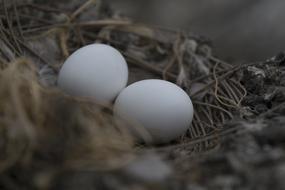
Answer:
2;0;246;134
0;0;247;152
0;0;249;151
0;59;135;189
0;0;259;189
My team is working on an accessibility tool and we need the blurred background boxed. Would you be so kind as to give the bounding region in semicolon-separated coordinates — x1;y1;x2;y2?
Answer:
106;0;285;62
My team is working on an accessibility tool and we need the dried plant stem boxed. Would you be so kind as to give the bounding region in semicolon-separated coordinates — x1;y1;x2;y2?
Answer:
59;29;70;59
123;52;179;80
17;3;63;13
213;62;239;109
191;65;241;98
70;0;97;21
157;125;244;152
194;101;233;119
12;0;24;40
230;79;247;106
162;56;176;80
2;0;22;54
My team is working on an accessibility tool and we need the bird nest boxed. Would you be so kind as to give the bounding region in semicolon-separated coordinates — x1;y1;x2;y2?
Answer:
0;0;254;189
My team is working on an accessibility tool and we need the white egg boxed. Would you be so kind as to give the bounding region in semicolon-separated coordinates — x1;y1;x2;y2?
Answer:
114;79;194;144
57;44;128;105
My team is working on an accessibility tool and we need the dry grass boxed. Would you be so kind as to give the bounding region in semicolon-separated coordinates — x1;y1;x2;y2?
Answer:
0;1;251;188
0;59;134;189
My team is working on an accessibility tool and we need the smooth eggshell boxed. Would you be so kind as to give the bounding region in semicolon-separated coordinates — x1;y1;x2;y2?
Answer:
57;44;128;104
114;79;194;144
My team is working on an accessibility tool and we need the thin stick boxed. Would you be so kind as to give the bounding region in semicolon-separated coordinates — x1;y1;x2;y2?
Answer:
194;111;207;136
2;0;22;54
22;19;133;34
191;65;241;97
201;107;215;127
162;55;176;80
194;101;233;119
213;62;239;109
59;29;69;58
16;38;50;66
230;79;247;106
12;0;24;40
157;125;243;152
18;3;63;13
220;81;239;104
0;27;19;58
70;0;96;21
123;52;178;80
75;27;86;45
210;56;232;69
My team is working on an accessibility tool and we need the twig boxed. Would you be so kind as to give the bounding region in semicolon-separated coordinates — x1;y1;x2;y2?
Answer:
0;22;21;58
210;56;232;68
162;55;176;80
189;67;232;85
201;107;215;127
75;27;86;45
59;29;69;59
194;111;208;136
194;101;233;119
191;63;241;97
189;121;199;138
22;19;132;34
0;39;16;61
222;81;240;104
192;113;204;136
17;3;63;13
123;52;179;81
12;0;24;40
6;13;57;25
16;38;50;66
156;125;243;152
2;0;23;54
230;79;247;106
213;62;238;109
70;0;96;21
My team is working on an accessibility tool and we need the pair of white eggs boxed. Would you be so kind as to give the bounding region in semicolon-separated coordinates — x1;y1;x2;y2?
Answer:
58;44;194;144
